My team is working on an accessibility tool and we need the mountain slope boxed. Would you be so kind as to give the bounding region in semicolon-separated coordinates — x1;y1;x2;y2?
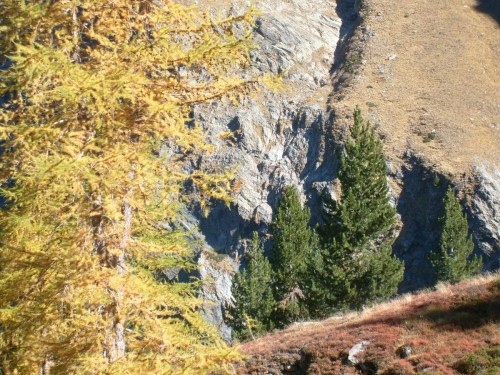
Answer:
238;274;500;374
330;0;500;286
183;0;499;334
188;0;499;285
333;0;500;175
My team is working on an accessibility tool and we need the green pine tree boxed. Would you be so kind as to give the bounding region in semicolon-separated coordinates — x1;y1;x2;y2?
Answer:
304;241;350;317
351;242;405;308
229;232;274;340
318;107;396;248
270;186;316;326
315;107;404;314
430;187;482;284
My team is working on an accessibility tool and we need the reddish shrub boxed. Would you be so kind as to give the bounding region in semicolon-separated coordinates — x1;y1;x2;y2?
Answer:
382;359;416;375
409;337;431;347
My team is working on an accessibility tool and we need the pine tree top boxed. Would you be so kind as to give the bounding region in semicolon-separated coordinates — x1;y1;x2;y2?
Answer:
230;232;274;340
320;107;395;249
271;186;314;274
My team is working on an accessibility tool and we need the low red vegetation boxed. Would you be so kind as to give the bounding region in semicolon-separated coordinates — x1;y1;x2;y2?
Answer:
237;275;500;374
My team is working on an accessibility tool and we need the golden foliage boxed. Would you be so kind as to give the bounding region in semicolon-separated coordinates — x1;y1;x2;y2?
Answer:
0;0;261;373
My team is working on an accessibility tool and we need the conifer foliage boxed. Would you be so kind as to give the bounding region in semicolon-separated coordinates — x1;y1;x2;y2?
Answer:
430;188;482;284
0;1;260;373
270;186;316;326
229;232;274;340
315;107;403;313
318;107;396;248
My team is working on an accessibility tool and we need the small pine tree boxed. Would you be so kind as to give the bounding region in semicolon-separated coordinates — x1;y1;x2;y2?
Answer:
271;186;316;326
315;107;404;314
229;232;274;340
318;107;396;248
430;187;482;284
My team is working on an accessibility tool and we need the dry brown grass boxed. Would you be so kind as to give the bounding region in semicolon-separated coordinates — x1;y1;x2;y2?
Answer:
333;0;500;179
237;273;500;374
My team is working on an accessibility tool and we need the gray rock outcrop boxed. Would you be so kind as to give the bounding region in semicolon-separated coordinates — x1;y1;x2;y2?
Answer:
347;340;371;365
199;251;238;342
188;0;500;337
472;164;500;270
191;0;345;339
192;0;344;255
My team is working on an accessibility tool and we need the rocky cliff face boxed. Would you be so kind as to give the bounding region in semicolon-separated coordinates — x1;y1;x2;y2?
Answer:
195;0;344;233
471;164;500;270
191;0;500;335
192;0;347;338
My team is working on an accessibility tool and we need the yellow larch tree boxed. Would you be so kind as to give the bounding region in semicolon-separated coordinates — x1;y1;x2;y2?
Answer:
0;0;261;373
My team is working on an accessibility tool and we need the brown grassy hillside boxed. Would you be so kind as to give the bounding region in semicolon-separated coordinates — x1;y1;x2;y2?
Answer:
333;0;500;178
237;274;500;374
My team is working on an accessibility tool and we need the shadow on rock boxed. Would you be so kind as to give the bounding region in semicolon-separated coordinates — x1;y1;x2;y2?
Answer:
475;0;500;25
198;203;260;254
392;155;449;293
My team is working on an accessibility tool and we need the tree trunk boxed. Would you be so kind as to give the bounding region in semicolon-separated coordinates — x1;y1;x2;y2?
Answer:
105;170;134;361
105;199;131;361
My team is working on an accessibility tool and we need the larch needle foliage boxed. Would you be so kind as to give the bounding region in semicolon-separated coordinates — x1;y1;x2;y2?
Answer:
0;1;264;373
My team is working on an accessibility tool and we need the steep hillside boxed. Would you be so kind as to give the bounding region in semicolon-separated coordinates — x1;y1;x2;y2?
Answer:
333;0;500;175
188;0;499;267
330;0;500;289
182;0;500;336
238;274;500;374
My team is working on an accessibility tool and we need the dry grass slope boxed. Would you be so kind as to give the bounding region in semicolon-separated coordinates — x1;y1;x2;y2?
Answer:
333;0;500;178
238;273;500;374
